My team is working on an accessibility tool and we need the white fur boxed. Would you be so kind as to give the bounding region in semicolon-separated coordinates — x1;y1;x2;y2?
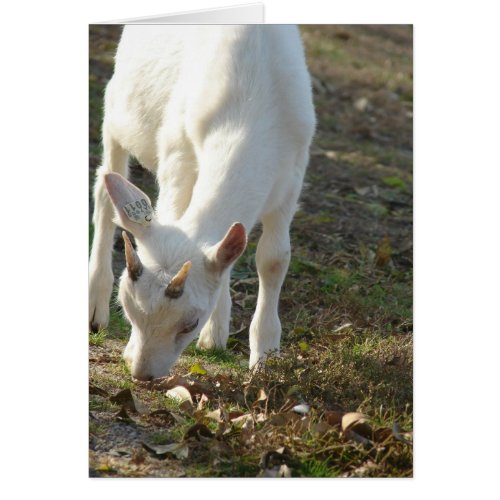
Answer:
89;25;316;379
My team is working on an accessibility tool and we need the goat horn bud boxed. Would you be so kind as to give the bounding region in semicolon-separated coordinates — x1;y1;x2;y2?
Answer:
165;261;192;298
122;231;143;281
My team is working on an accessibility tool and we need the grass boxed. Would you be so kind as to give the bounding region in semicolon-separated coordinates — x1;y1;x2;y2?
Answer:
89;25;413;478
89;329;107;346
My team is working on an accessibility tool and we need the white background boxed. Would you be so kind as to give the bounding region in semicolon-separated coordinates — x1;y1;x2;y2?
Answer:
2;0;499;497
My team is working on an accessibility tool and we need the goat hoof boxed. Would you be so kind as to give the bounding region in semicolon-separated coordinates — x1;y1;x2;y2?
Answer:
90;322;101;333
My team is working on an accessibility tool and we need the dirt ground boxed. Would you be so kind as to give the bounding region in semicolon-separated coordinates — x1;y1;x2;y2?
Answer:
89;25;413;477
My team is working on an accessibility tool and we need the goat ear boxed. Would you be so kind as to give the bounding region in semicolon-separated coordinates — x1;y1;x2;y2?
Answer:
206;223;247;273
104;173;154;237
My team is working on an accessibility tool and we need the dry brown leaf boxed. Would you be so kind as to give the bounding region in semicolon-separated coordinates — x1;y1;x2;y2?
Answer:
149;374;185;390
166;386;194;413
185;423;215;441
89;384;108;397
148;409;175;426
228;410;245;420
344;429;374;449
197;393;209;411
254;388;268;403
373;427;393;442
109;388;146;414
115;407;133;423
206;409;223;422
231;413;253;428
166;385;192;403
392;422;413;445
325;410;345;427
142;441;189;460
341;412;373;439
150;375;212;398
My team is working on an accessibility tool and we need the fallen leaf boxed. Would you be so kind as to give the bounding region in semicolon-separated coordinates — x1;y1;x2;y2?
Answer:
149;375;212;397
231;413;253;427
255;413;268;423
341;412;373;439
228;410;245;420
197;393;209;412
142;441;189;460
109;388;146;413
166;386;194;413
189;363;207;375
254;388;268;405
115;407;133;423
148;409;175;426
187;379;213;398
298;341;309;352
96;463;114;473
206;409;224;422
344;429;374;449
392;422;413;445
292;403;310;415
166;385;192;403
148;374;185;390
373;427;393;442
325;410;345;427
185;423;215;441
89;384;108;397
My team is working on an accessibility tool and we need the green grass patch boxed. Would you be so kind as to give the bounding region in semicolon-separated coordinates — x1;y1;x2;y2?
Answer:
383;176;408;192
89;422;106;435
297;458;341;478
89;329;107;346
183;345;243;370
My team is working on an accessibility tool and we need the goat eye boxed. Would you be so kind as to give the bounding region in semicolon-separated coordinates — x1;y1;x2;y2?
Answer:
178;318;199;335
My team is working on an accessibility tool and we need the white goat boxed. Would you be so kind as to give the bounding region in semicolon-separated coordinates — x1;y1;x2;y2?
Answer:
89;25;316;380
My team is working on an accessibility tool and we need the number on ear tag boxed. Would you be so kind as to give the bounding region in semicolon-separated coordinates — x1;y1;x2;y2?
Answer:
122;199;153;226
